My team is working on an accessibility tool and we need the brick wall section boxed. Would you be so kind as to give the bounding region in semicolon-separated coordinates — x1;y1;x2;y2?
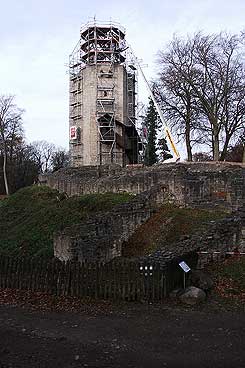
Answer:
54;185;172;263
40;162;245;210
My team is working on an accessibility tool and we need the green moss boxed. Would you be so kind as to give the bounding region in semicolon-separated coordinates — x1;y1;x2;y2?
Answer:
0;186;132;259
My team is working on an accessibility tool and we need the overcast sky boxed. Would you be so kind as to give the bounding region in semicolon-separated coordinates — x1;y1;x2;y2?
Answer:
0;0;244;154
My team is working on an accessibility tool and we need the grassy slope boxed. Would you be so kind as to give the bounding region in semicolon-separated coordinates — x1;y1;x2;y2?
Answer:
218;257;245;290
0;186;132;258
207;257;245;302
123;204;227;257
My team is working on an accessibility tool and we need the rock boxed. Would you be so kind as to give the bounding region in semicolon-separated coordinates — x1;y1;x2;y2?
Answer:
190;270;214;291
179;286;206;305
169;288;184;299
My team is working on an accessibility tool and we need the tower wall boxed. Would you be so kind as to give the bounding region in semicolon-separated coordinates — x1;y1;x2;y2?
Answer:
69;64;130;167
69;22;139;167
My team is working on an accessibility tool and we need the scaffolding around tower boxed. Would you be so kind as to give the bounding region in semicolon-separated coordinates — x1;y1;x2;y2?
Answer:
69;20;141;167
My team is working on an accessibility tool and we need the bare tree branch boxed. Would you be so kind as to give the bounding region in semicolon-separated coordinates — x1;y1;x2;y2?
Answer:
0;95;24;195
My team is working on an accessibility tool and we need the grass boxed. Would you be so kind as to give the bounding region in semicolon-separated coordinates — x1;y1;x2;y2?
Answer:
0;185;132;259
205;257;245;306
123;204;227;257
217;257;245;290
209;256;245;293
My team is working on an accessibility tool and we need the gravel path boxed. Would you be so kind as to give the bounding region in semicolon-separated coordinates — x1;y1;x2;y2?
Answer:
0;303;245;368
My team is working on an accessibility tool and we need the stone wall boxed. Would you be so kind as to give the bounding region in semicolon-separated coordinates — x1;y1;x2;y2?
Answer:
54;184;245;265
144;201;245;269
40;162;245;211
143;216;243;267
69;62;135;167
45;162;245;264
54;185;171;263
237;204;245;252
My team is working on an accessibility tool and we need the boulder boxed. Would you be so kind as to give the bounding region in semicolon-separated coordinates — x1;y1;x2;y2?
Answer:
179;286;206;305
169;288;184;299
190;270;214;291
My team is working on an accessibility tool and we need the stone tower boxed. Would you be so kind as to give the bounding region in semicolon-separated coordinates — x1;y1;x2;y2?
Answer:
69;20;140;167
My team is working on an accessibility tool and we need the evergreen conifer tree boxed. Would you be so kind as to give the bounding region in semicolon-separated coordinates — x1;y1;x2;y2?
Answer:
143;98;159;166
143;98;173;164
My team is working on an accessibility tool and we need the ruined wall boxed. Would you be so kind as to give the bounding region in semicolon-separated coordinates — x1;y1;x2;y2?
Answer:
40;162;245;211
237;204;245;251
43;162;245;264
54;185;171;263
54;195;245;265
141;201;245;270
144;216;243;266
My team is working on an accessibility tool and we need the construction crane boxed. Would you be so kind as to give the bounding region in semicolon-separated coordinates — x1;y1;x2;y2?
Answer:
127;47;180;161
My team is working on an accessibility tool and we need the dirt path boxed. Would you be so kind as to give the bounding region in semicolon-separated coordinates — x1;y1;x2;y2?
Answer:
0;303;245;368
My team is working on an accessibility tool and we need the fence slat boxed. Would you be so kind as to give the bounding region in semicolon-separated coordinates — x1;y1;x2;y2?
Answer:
0;253;198;302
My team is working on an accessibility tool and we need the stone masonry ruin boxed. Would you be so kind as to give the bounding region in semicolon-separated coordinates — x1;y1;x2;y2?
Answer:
40;162;245;210
40;162;245;265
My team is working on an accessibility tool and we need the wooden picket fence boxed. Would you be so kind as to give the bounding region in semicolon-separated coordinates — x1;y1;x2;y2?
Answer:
0;253;198;302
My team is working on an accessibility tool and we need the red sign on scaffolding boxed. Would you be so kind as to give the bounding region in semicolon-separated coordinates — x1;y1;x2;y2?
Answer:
70;126;77;140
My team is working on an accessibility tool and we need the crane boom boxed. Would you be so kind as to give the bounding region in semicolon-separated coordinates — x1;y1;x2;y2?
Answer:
133;56;180;161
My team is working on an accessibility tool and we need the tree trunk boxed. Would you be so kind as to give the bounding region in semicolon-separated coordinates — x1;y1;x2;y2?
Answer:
3;148;9;195
212;121;220;161
243;144;245;164
185;121;192;161
213;137;220;161
185;106;192;161
220;137;230;161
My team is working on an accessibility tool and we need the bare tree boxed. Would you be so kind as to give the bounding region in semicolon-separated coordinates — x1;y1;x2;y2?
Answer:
0;95;23;195
31;140;55;173
226;130;245;163
157;32;245;161
218;40;245;160
157;37;203;161
51;148;69;172
192;33;245;160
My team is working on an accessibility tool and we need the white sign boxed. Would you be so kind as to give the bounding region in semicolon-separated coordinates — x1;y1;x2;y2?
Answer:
178;261;191;273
